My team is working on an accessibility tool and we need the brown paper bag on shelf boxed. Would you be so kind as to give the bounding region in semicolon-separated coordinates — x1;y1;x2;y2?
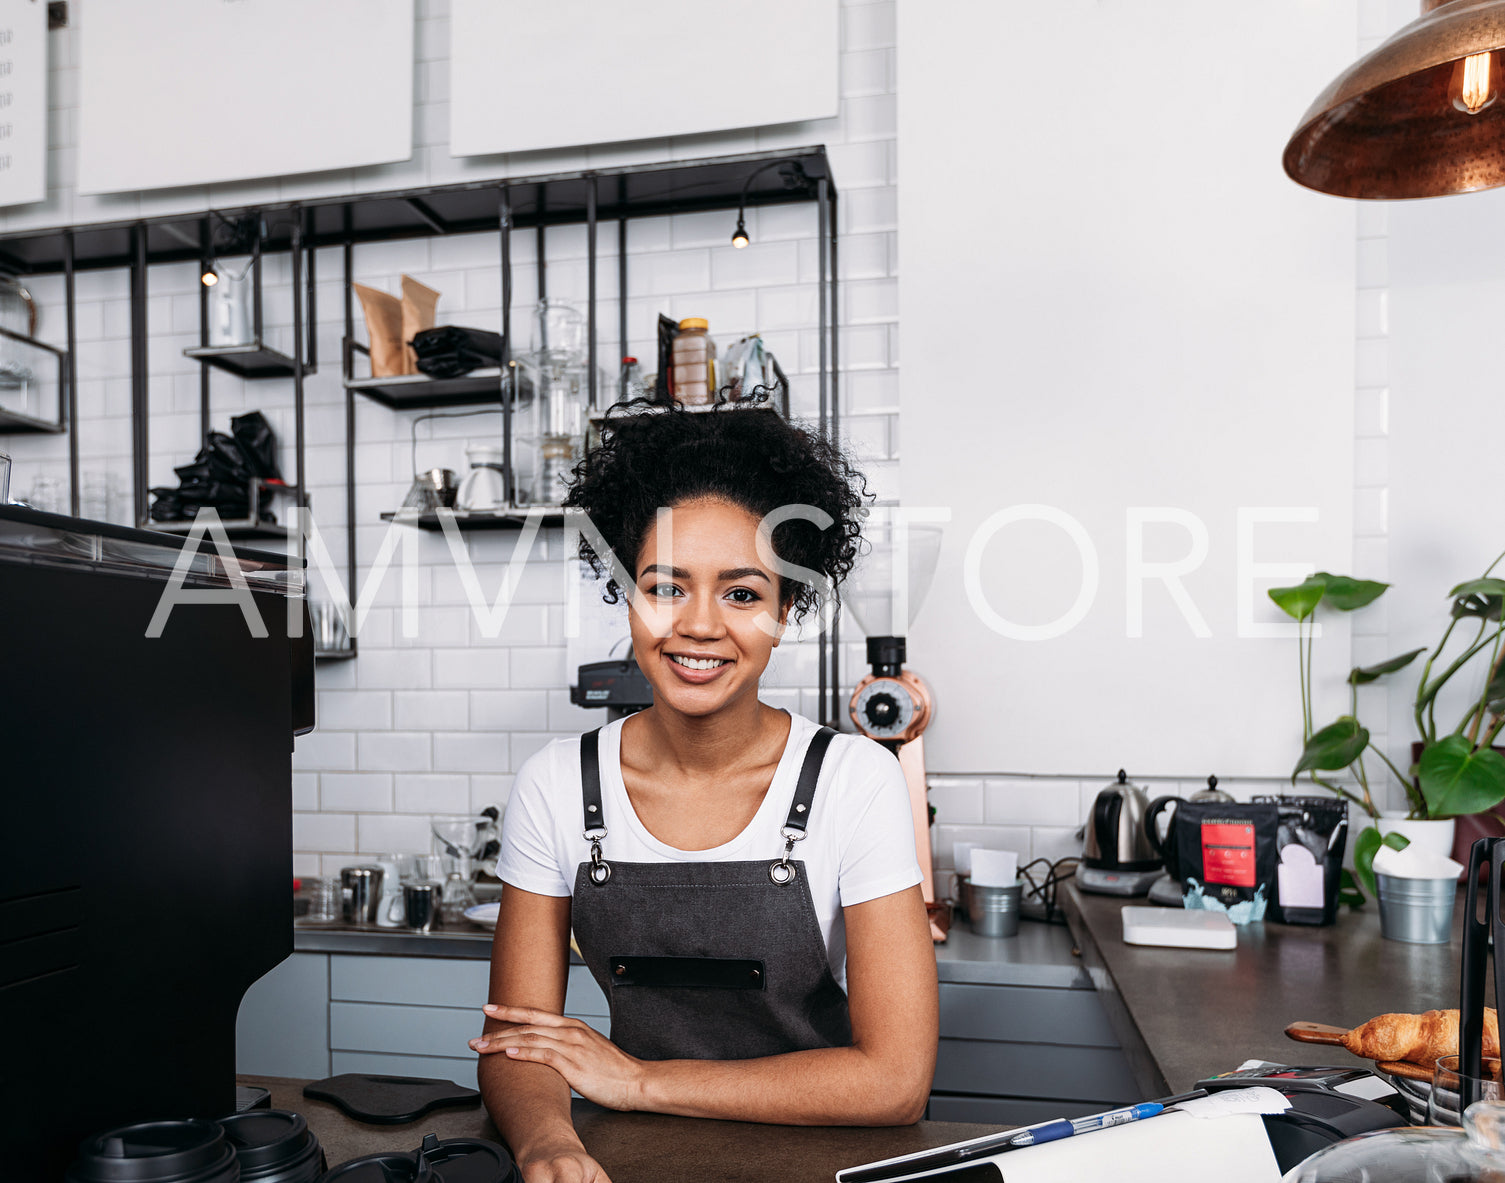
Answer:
354;283;406;377
401;275;440;375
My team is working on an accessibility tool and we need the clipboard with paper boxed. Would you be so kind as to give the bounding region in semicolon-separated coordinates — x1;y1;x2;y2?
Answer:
836;1090;1289;1183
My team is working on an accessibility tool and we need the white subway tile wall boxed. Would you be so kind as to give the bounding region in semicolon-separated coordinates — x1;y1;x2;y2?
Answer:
0;0;900;879
2;0;1390;878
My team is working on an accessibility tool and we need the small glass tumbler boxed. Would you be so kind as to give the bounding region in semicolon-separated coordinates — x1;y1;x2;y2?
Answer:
306;877;341;923
1430;1054;1505;1125
27;474;62;514
0;452;10;502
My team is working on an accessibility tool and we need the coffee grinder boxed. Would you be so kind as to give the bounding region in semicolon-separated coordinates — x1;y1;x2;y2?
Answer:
844;520;946;940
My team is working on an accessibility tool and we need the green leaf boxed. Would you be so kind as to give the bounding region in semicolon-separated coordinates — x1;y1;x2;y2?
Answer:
1292;717;1369;779
1337;867;1366;910
1449;578;1505;599
1349;647;1426;685
1418;735;1505;817
1451;593;1504;621
1353;826;1381;899
1269;575;1328;621
1353;827;1410;899
1322;576;1389;612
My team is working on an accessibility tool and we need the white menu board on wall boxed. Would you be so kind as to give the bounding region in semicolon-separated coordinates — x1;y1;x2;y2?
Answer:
0;0;48;208
450;0;838;157
78;0;414;195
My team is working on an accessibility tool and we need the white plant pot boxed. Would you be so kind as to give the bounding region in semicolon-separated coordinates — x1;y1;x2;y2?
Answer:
1377;812;1457;861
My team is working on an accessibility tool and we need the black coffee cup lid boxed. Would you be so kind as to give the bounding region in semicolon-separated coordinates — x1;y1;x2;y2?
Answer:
67;1119;238;1183
417;1134;520;1183
217;1109;322;1180
320;1150;434;1183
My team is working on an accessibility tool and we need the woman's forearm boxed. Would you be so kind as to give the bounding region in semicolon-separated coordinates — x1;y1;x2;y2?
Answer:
478;1051;581;1160
634;1043;931;1126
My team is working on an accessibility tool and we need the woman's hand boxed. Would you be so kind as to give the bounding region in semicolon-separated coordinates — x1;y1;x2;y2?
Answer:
472;1004;647;1112
514;1135;613;1183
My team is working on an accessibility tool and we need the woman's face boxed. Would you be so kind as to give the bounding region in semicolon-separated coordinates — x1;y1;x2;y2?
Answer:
627;497;788;719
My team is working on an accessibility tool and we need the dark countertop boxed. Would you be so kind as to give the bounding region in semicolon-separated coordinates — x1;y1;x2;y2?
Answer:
294;915;1090;988
240;1075;997;1183
1060;882;1466;1095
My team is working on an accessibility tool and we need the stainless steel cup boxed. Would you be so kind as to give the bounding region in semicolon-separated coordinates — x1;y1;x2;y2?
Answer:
312;601;349;653
1376;873;1457;944
340;865;384;925
403;881;443;932
968;880;1022;938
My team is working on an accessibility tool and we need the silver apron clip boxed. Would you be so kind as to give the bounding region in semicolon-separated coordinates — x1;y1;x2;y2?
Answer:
586;827;612;885
769;827;803;884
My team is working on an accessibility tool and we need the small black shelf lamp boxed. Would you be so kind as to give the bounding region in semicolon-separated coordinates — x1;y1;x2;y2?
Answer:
730;160;813;249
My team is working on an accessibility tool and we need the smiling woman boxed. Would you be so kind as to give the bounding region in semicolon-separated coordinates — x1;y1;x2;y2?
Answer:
472;403;940;1183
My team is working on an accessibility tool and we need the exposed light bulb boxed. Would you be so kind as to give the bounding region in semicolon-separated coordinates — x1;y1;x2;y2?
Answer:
731;215;749;249
1452;51;1498;115
201;268;218;287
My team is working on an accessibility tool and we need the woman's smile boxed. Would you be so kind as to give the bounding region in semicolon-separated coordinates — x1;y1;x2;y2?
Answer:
628;497;786;717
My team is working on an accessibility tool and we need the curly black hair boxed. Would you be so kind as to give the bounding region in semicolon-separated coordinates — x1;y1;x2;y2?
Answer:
562;399;871;623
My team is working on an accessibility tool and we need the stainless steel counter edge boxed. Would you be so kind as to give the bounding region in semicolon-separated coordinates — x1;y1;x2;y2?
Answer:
293;917;1091;987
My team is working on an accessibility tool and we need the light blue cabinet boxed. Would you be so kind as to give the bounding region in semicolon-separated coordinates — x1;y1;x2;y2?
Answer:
237;953;333;1080
237;953;609;1088
238;948;1132;1122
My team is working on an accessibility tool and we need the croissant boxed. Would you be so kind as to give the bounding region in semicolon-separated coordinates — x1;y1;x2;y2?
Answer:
1341;1008;1499;1067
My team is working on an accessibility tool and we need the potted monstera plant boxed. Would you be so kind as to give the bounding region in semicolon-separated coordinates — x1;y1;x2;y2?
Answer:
1270;564;1505;898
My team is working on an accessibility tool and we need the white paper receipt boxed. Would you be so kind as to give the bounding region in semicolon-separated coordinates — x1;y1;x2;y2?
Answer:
1176;1087;1292;1118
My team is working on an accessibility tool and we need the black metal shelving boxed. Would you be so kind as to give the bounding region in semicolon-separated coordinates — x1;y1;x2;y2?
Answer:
344;366;508;410
0;246;79;513
145;479;296;542
183;343;299;380
0;406;63;434
378;508;566;532
0;146;845;722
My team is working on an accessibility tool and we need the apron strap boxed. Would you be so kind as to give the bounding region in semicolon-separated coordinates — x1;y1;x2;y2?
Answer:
772;726;838;884
784;726;838;835
579;729;611;885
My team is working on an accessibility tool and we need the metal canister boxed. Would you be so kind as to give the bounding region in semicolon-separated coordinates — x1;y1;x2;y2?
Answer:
340;865;384;925
403;881;443;933
968;880;1022;938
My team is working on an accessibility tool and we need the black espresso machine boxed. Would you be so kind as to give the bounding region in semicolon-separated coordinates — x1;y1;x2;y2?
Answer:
0;507;314;1179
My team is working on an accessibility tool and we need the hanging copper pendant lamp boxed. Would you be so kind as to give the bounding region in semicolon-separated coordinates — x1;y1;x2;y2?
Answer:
1285;0;1505;198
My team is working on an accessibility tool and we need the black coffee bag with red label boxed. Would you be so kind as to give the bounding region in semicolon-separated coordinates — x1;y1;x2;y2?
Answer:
1164;801;1279;923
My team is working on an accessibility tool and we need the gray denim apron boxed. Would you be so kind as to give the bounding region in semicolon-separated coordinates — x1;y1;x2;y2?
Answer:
570;725;854;1062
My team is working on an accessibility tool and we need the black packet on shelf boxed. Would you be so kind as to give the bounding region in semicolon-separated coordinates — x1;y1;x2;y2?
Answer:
231;410;282;481
412;325;503;379
1253;795;1348;926
1160;800;1280;922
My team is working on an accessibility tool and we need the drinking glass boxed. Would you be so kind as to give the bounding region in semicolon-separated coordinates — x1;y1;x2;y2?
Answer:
306;877;340;923
27;474;62;514
1430;1054;1504;1125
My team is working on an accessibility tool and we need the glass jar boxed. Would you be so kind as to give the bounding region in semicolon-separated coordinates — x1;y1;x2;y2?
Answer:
0;276;37;389
531;298;586;372
671;317;716;405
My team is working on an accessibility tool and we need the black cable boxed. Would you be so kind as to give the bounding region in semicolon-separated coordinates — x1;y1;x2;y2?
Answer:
409;406;503;476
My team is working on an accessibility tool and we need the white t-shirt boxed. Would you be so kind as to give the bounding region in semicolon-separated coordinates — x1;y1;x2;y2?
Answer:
498;710;923;989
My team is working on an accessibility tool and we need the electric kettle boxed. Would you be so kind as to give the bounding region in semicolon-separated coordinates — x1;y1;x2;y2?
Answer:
1077;770;1163;896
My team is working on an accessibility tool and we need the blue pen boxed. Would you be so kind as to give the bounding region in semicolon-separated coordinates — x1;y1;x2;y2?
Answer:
1004;1101;1165;1148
